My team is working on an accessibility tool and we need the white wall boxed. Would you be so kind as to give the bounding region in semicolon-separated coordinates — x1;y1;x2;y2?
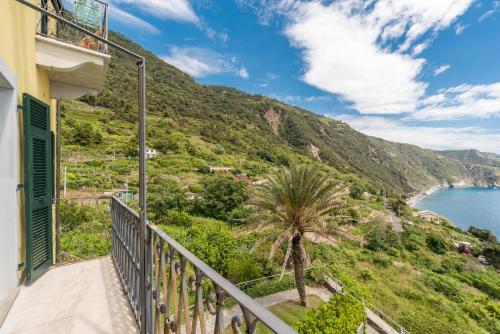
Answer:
0;58;20;324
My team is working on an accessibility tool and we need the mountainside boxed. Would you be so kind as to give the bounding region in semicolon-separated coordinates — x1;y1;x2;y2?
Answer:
82;32;498;194
60;32;500;334
436;150;500;178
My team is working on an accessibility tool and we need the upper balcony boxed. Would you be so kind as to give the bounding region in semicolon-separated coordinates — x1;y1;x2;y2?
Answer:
35;0;110;99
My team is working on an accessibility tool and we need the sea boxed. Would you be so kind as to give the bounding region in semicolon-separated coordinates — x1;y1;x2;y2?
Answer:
414;187;500;238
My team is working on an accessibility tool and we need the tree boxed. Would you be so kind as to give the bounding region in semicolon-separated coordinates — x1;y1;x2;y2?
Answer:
426;234;448;255
468;226;497;243
249;164;345;306
192;175;248;220
148;178;187;218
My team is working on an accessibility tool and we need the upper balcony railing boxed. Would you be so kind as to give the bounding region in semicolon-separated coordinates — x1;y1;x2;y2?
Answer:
38;0;109;53
111;197;297;334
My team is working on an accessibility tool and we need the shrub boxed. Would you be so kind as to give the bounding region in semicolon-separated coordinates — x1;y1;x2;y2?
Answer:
61;202;93;232
165;210;192;227
227;254;263;283
423;272;462;302
468;226;497;243
350;183;366;200
371;253;392;268
295;294;366;334
197;165;211;174
482;243;500;269
365;222;399;251
61;230;111;260
69;121;103;146
191;175;248;220
148;178;187;218
426;234;448;255
212;144;225;155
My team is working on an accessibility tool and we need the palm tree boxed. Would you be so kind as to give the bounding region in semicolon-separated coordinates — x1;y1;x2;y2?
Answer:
249;164;346;306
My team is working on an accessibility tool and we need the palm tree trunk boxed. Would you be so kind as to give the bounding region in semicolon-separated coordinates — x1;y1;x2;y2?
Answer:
292;235;308;306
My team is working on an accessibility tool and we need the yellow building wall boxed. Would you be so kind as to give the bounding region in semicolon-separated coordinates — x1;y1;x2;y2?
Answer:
0;0;57;281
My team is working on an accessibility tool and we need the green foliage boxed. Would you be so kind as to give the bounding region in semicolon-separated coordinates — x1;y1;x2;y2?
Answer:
191;175;248;220
197;165;211;174
482;243;500;269
423;272;462;302
295;294;366;334
468;226;497;243
426;234;449;255
365;221;399;251
60;201;111;260
243;275;298;299
160;217;238;276
66;121;103;146
61;230;111;259
148;178;187;218
227;254;263;283
350;183;366;199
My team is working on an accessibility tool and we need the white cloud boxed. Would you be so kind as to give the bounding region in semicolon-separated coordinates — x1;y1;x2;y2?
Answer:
246;0;474;115
109;6;161;34
238;67;249;79
479;9;500;21
455;23;468;34
336;115;500;154
161;46;248;78
411;82;500;120
110;0;199;23
267;73;279;80
434;64;451;76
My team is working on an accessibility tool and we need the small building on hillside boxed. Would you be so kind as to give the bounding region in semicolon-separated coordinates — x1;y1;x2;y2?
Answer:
418;210;440;223
104;189;133;201
146;147;158;159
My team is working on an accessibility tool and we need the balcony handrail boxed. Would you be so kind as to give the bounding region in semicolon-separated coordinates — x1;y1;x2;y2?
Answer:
111;196;296;333
148;223;297;334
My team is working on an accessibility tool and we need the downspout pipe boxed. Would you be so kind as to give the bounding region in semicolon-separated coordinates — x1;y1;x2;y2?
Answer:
14;1;150;333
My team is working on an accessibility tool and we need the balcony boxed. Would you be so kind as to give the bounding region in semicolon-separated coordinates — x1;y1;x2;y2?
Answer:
1;198;296;334
36;0;110;99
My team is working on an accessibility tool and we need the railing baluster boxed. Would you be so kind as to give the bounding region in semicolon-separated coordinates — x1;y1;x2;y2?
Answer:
191;268;207;334
177;256;191;334
213;284;225;334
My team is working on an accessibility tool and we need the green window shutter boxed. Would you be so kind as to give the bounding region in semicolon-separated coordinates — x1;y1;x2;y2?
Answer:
51;132;55;201
23;93;53;283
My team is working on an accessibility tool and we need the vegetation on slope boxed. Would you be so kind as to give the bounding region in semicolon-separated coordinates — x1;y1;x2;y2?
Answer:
80;31;498;194
58;31;500;334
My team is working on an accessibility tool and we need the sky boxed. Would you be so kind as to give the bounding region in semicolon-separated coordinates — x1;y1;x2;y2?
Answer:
73;0;500;153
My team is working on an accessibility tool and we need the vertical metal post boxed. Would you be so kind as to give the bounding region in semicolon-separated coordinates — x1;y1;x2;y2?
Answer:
103;2;108;53
137;59;150;334
55;101;61;263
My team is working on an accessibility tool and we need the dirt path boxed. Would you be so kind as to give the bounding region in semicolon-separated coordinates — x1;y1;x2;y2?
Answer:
384;198;403;233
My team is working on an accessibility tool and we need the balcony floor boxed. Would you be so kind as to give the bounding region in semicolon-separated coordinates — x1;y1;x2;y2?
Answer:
0;257;139;334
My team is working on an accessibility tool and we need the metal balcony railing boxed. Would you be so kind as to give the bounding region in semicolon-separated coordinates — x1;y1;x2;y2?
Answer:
37;0;109;53
111;197;297;334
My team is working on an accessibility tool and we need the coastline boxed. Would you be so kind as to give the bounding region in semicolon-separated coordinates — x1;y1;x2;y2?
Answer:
407;182;498;207
407;185;443;207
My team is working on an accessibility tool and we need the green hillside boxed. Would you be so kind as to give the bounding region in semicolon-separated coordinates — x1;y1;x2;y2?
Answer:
59;32;500;334
78;32;497;195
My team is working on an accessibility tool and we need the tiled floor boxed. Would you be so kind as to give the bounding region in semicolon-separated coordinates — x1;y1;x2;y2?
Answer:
0;257;139;334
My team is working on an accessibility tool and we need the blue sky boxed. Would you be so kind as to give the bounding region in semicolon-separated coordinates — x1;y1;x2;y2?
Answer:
79;0;500;153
